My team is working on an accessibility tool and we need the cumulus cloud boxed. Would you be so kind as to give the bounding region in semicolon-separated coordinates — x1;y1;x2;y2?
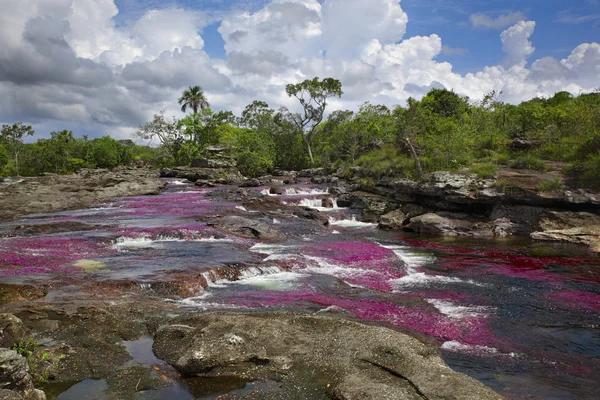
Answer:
500;21;536;67
0;0;599;139
470;11;526;29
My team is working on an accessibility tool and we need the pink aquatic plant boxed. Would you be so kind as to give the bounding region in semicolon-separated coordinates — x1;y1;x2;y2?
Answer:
0;237;113;276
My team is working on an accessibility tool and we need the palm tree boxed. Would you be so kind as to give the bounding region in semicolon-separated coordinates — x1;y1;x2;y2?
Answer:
178;86;210;114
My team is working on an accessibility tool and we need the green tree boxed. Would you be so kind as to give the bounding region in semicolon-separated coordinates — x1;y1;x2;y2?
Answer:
0;143;9;174
136;112;186;165
1;122;34;176
178;86;210;114
285;77;343;163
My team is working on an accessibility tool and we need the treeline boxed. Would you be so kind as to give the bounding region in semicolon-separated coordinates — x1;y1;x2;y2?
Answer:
2;80;600;188
0;126;159;176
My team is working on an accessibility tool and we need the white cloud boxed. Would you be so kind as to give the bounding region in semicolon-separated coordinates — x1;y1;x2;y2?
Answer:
0;0;599;140
470;11;526;29
500;21;536;67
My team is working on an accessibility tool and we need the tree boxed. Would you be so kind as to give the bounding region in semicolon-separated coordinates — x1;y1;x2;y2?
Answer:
136;112;186;165
0;122;34;176
178;86;210;114
285;77;343;163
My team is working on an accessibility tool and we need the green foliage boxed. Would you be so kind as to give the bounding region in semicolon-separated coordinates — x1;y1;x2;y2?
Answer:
12;337;38;358
538;177;564;192
285;77;343;162
221;126;276;178
355;145;418;180
469;163;499;178
178;86;209;114
509;155;549;171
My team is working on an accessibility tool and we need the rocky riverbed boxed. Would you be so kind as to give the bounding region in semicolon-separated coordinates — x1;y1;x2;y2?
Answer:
0;167;599;399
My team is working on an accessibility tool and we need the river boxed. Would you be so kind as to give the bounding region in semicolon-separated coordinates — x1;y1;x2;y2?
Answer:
1;178;598;399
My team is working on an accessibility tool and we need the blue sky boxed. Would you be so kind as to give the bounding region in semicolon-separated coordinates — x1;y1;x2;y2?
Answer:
1;0;598;139
115;0;600;74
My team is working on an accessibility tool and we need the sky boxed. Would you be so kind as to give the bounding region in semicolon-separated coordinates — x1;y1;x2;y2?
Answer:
0;0;598;140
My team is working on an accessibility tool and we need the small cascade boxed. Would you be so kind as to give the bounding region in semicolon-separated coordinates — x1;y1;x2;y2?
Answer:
298;198;324;208
327;216;377;228
285;187;329;196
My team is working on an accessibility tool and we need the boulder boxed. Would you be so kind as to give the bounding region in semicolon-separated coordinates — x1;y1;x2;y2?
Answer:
531;211;600;252
269;186;286;195
510;139;542;151
349;192;398;217
489;205;546;235
298;168;328;178
206;216;284;241
322;198;335;209
153;312;503;400
194;180;216;188
0;316;29;348
405;212;493;237
239;179;261;188
0;348;45;399
378;210;406;230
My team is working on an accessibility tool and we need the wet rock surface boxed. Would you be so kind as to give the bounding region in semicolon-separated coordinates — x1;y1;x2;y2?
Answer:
206;216;284;241
154;312;503;400
0;168;165;221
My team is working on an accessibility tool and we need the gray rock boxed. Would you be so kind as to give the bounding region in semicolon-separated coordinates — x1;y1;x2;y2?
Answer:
489;205;546;235
191;159;234;169
0;316;29;349
0;168;165;221
379;210;407;230
153;312;503;400
239;179;261;188
406;213;493;237
269;186;285;195
531;211;600;252
0;349;30;392
298;168;328;178
206;216;284;240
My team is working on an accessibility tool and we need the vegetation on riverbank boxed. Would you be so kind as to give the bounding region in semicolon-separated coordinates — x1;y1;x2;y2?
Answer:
2;80;599;188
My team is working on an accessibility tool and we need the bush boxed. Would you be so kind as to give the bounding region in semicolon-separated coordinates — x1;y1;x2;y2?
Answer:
469;162;499;178
538;177;564;192
567;154;600;189
509;154;549;171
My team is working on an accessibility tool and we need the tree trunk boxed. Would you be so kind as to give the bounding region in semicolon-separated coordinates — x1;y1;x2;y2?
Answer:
404;137;423;179
303;135;314;164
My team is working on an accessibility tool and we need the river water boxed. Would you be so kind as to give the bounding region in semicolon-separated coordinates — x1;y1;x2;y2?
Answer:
1;178;599;399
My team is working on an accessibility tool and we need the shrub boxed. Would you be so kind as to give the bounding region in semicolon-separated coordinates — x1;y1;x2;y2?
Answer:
538;177;564;192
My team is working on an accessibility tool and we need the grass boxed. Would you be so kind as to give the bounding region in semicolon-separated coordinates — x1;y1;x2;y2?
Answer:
538;177;564;192
509;154;549;171
469;162;499;178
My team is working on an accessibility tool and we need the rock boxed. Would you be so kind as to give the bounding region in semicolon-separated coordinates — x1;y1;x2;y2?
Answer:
0;168;165;221
402;204;428;220
0;389;24;399
492;218;519;238
310;176;328;184
489;205;546;235
194;180;216;188
239;179;261;188
0;316;29;348
298;168;328;178
510;139;542;150
405;212;493;237
0;349;28;392
191;159;234;169
322;198;335;208
378;210;406;229
269;186;285;195
531;211;600;252
293;208;327;223
0;284;48;305
153;312;503;400
206;216;284;241
349;192;398;217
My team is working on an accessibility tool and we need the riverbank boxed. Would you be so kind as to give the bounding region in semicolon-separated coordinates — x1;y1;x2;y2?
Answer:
0;168;166;221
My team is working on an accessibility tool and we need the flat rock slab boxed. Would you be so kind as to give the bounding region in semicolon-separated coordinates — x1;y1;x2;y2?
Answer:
153;312;504;400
